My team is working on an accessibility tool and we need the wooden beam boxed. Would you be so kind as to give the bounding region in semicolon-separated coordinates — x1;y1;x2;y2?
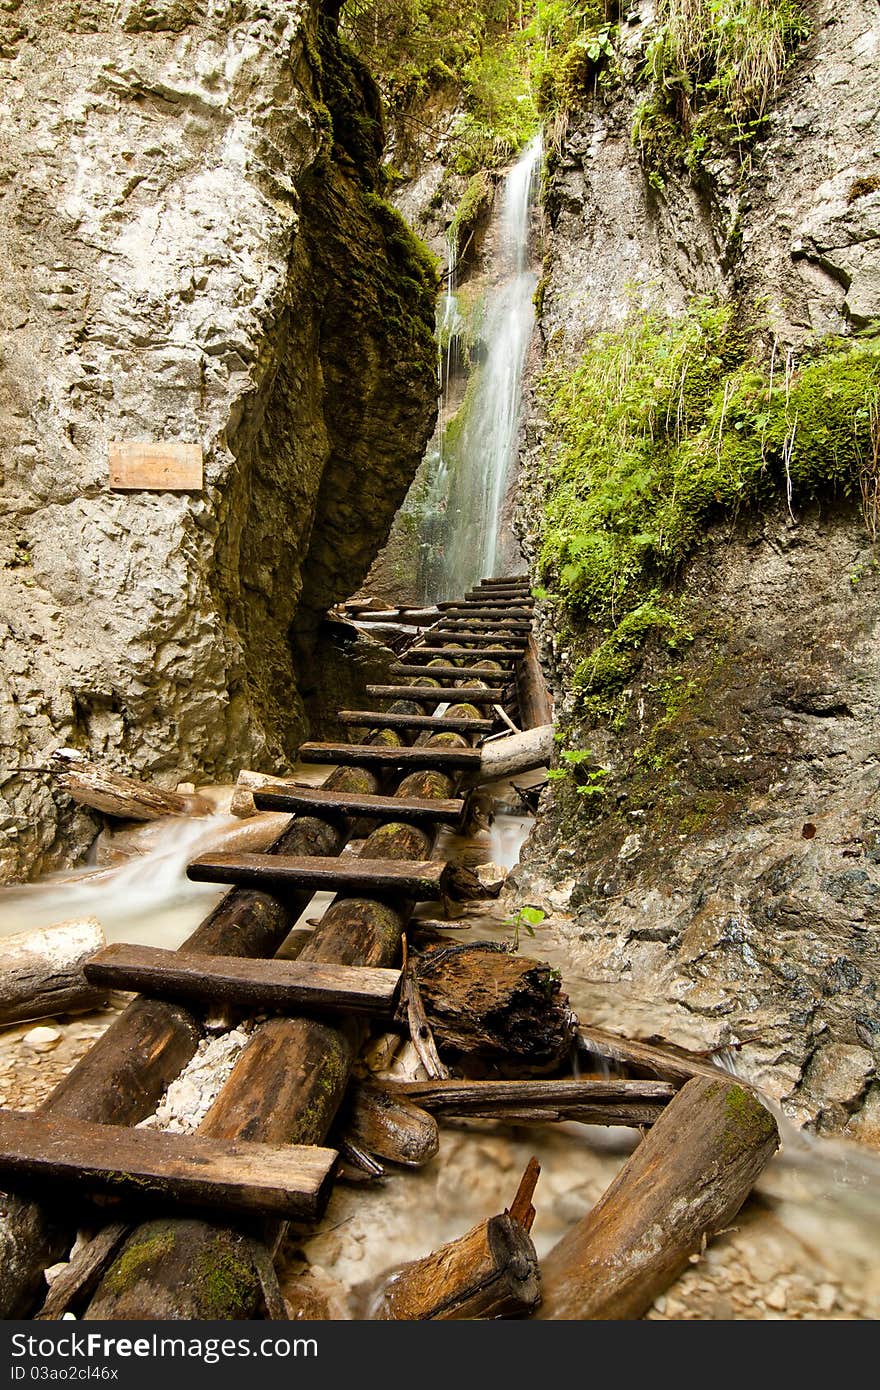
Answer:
342;607;439;625
536;1077;779;1320
406;646;523;660
366;685;505;704
477;725;554;781
187;852;450;900
516;635;554;730
438;606;533;620
390;664;514;681
337;710;494;735
84;944;402;1018
577;1025;738;1087
0;1110;337;1221
297;741;483;770
253;785;466;826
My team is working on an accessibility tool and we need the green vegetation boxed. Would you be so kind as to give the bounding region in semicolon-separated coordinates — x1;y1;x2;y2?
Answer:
503;903;546;951
547;746;610;796
631;0;809;176
539;299;880;709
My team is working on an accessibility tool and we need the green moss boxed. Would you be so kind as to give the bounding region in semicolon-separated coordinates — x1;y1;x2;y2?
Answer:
448;169;495;255
102;1227;176;1297
192;1240;261;1320
722;1083;778;1154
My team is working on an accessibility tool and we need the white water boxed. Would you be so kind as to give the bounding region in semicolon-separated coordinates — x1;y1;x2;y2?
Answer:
418;136;542;600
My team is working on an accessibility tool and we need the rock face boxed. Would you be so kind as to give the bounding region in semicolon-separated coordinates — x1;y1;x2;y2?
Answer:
0;0;437;881
513;0;880;1131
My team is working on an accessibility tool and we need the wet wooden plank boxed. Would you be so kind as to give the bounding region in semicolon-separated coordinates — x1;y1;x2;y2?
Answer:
253;785;466;825
0;1109;337;1220
366;685;505;704
407;646;523;660
84;944;402;1017
187;853;450;900
337;710;494;734
390;663;512;682
297;742;482;769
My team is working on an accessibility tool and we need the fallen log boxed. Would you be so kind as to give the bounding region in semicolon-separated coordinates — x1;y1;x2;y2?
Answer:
84;945;402;1019
343;1081;439;1167
0;1110;337;1220
577;1025;740;1088
536;1076;779;1320
476;725;554;782
0;919;107;1026
383;1078;675;1127
54;756;212;821
516;636;553;731
369;1213;540;1320
412;943;573;1071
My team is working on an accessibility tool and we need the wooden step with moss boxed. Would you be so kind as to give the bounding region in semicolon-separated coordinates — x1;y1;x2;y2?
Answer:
296;741;482;770
337;709;494;735
366;684;505;705
253;784;466;826
85;943;402;1018
405;646;523;661
187;853;451;900
389;663;512;682
0;1108;336;1220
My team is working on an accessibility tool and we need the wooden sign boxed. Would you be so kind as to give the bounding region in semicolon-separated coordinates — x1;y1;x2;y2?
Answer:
109;441;203;491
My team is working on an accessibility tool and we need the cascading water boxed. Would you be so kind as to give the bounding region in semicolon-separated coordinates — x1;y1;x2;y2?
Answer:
417;136;542;601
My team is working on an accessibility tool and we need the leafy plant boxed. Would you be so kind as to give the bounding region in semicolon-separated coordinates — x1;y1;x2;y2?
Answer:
503;903;547;952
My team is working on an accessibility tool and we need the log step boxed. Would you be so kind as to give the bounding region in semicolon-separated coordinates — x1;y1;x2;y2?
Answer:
424;631;529;648
406;646;523;660
85;944;403;1017
389;664;512;681
253;784;466;826
187;853;451;900
297;741;483;770
439;607;533;620
433;620;532;634
0;1108;336;1220
477;575;531;586
337;710;494;734
366;684;505;704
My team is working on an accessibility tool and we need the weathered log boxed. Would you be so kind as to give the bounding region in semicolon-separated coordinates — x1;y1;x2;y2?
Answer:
343;1081;439;1167
477;725;554;782
35;1223;129;1320
369;1213;540;1320
84;944;402;1018
343;606;440;625
253;785;466;826
536;1076;779;1320
577;1025;739;1087
55;757;212;821
383;1078;675;1128
297;741;482;770
337;709;494;734
400;944;447;1081
516;636;554;731
0;919;107;1026
412;943;573;1070
187;852;451;900
366;684;504;704
0;1110;337;1220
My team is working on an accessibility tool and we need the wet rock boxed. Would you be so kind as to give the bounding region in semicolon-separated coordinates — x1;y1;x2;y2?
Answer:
21;1026;61;1053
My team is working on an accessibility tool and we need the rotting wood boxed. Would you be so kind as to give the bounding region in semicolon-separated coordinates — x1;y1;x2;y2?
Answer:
34;1223;130;1320
253;785;466;826
400;940;447;1081
508;1158;540;1233
536;1076;779;1320
54;757;213;821
382;1078;674;1127
366;685;505;704
343;1081;439;1167
337;710;494;734
84;944;402;1018
0;919;107;1026
368;1212;540;1320
187;852;451;901
476;725;554;782
297;741;483;770
0;1109;338;1221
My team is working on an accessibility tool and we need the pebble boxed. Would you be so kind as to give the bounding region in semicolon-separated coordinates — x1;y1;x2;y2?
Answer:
765;1283;788;1310
22;1026;61;1053
816;1283;838;1312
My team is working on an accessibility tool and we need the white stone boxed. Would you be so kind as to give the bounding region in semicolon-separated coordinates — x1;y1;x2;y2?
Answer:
22;1026;61;1052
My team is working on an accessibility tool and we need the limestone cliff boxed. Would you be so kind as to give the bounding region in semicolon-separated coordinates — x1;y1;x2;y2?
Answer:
0;0;437;882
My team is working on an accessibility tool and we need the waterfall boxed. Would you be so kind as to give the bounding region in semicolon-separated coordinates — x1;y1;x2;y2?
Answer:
418;135;542;601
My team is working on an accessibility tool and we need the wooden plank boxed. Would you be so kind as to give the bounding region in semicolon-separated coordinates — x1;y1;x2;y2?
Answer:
297;742;482;769
422;632;529;648
187;852;450;900
407;646;523;660
439;606;533;620
253;785;466;825
0;1110;337;1221
383;1078;674;1126
536;1077;779;1320
108;441;203;492
337;710;494;734
433;620;532;634
390;663;512;682
366;684;505;704
84;944;402;1017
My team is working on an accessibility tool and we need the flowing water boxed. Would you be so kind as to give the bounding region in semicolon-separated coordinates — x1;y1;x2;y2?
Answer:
416;136;542;601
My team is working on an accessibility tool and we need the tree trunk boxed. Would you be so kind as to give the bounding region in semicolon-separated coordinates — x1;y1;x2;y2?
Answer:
476;725;554;781
0;919;106;1026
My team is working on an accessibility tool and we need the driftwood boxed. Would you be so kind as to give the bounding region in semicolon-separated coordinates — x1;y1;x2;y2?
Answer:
343;1081;439;1167
412;943;573;1071
577;1025;740;1088
400;943;448;1081
477;724;554;782
369;1213;540;1320
55;756;212;821
537;1076;779;1320
84;944;402;1018
0;919;107;1026
383;1078;675;1127
0;1109;337;1220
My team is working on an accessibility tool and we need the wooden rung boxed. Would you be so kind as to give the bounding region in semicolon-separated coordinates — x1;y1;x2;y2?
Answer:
297;741;482;769
0;1108;336;1220
253;785;466;826
478;576;531;586
85;943;402;1017
434;620;532;633
423;632;529;648
439;606;533;619
406;646;523;660
187;853;451;899
337;710;494;734
366;684;505;704
390;664;513;681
